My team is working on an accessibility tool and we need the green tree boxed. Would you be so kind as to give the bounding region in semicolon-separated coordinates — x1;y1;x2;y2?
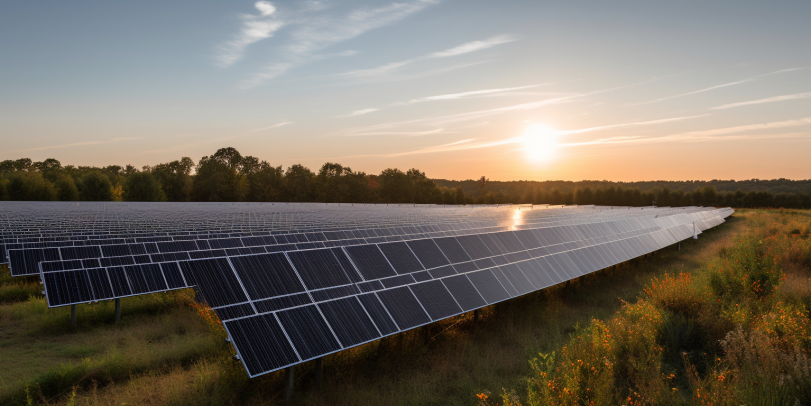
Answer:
54;175;79;201
377;168;410;203
574;187;594;205
6;172;57;201
454;186;466;205
124;172;165;201
407;168;441;203
79;172;113;201
244;160;284;202
0;178;8;200
191;148;245;202
283;164;315;202
314;163;371;203
152;157;193;202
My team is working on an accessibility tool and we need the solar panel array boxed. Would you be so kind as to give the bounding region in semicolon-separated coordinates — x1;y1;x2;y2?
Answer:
0;202;733;378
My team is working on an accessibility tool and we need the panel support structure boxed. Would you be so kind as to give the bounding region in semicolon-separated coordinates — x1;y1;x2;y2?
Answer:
315;357;323;387
115;298;121;323
285;366;294;401
473;309;480;325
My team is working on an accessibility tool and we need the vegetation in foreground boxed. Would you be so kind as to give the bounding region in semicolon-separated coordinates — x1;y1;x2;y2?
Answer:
2;210;782;405
477;209;811;406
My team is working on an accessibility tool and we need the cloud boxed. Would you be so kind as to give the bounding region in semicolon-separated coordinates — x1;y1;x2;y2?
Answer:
247;121;293;132
239;0;438;88
564;117;811;146
340;96;577;136
560;115;710;136
630;67;809;106
428;34;516;58
710;92;811;110
348;113;707;158
337;79;664;137
339;34;516;78
406;84;542;103
255;1;276;16
341;108;379;117
631;79;752;106
217;2;284;67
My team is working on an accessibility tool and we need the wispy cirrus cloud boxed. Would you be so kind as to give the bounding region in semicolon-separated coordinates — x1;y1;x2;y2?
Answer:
216;1;283;68
630;66;809;106
564;117;811;146
710;92;811;110
346;113;708;158
406;84;544;104
338;78;666;136
238;0;439;88
340;96;577;136
338;34;516;78
247;121;293;132
340;108;379;117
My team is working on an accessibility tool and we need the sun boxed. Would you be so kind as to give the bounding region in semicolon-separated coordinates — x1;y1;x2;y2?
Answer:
522;124;560;162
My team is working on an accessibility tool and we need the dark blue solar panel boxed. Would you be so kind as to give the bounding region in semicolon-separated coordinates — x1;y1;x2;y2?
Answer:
287;249;352;290
318;297;381;347
432;237;471;263
455;235;493;260
409;280;462;320
225;314;300;376
441;275;486;311
378;242;424;274
356;293;399;335
406;239;450;269
464;269;509;304
179;258;247;307
276;305;342;361
229;253;305;300
254;293;312;313
376;287;431;330
343;245;397;280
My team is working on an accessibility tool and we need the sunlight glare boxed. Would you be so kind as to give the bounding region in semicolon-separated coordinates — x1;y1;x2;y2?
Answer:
522;124;560;162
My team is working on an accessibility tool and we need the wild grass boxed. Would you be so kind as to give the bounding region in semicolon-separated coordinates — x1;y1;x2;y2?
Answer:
0;290;219;405
0;265;41;303
476;209;811;406
1;212;752;405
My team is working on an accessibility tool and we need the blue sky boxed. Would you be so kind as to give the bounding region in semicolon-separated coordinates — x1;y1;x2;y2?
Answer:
1;0;809;180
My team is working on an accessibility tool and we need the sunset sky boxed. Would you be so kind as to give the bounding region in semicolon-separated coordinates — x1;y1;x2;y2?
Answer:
1;0;809;181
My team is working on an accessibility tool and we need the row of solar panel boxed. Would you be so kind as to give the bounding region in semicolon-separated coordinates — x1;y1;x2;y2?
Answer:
0;217;500;245
39;218;704;308
22;214;682;277
220;223;704;376
9;224;511;276
1;205;723;250
1;219;499;265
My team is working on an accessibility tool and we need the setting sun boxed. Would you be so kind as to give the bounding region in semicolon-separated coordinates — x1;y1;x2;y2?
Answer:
522;125;560;162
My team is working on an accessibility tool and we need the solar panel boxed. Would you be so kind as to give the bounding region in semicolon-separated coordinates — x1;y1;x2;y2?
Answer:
0;201;734;379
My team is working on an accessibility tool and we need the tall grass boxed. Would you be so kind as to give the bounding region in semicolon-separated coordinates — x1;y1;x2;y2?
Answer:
481;210;811;406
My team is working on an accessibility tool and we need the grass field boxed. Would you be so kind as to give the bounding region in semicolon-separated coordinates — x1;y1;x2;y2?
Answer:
3;210;806;405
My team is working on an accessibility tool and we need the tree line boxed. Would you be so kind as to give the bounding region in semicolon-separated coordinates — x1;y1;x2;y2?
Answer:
1;147;809;208
0;147;465;205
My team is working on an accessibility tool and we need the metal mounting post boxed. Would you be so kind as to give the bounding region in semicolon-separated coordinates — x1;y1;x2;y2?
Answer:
115;298;121;322
70;304;77;329
285;366;294;401
315;357;323;387
473;309;480;325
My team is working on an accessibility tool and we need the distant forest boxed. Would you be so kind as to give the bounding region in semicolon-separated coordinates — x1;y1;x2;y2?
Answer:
1;147;810;209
